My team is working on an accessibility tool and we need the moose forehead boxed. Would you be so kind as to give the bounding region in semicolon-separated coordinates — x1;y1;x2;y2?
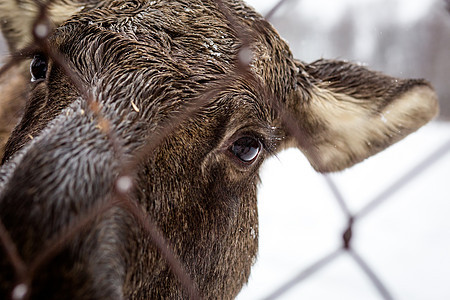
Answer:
48;0;298;114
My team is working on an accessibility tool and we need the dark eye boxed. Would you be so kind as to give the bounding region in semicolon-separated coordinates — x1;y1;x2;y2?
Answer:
229;136;262;164
30;54;48;82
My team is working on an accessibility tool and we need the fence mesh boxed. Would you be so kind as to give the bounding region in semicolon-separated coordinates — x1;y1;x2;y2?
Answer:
0;0;449;299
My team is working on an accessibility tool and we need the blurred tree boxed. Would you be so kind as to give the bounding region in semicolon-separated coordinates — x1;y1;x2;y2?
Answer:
272;0;449;120
418;3;450;119
0;34;7;62
329;8;356;59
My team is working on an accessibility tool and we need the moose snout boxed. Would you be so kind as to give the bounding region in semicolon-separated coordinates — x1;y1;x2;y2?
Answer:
0;100;133;299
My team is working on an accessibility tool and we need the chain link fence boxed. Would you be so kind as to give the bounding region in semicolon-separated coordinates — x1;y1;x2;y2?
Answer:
240;1;450;299
0;0;449;299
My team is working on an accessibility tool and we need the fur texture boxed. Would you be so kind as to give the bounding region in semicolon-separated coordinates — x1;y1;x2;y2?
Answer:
0;0;438;299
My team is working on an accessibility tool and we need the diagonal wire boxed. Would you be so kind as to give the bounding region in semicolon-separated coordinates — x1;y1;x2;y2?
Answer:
262;248;344;300
323;174;353;218
0;45;38;78
0;219;27;282
348;249;394;300
115;191;202;300
27;199;118;281
357;138;450;219
16;4;257;299
264;0;298;21
0;1;204;298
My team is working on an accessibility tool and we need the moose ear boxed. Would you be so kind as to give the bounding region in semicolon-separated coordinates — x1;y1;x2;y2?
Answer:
290;59;439;173
0;0;83;52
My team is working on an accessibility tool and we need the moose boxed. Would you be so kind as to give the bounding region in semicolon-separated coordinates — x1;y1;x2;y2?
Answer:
0;0;438;299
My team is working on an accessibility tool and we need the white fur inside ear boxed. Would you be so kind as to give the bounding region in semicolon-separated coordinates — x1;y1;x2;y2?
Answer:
0;0;34;49
303;84;438;172
49;1;86;25
0;0;83;50
383;85;439;128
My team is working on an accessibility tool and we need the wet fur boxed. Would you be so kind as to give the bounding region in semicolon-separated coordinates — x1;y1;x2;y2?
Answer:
0;0;438;299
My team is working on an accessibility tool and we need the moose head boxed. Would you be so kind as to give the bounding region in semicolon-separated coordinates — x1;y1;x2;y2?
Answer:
0;0;438;299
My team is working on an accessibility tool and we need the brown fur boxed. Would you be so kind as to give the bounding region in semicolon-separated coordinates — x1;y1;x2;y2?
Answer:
0;0;438;299
0;62;28;155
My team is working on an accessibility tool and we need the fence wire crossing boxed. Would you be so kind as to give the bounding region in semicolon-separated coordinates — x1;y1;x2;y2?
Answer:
261;137;450;300
0;0;448;299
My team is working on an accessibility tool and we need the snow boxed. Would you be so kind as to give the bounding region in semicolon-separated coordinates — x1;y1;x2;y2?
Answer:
238;121;450;299
238;0;449;299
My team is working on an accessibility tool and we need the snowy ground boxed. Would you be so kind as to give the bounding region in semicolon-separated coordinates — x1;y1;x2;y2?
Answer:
237;122;450;300
238;0;450;299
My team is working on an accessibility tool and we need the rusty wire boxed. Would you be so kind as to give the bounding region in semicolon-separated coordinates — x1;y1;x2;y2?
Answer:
0;0;448;299
0;1;204;299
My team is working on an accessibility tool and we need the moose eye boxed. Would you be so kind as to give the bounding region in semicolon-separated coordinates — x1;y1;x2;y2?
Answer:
30;54;48;82
229;136;262;164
